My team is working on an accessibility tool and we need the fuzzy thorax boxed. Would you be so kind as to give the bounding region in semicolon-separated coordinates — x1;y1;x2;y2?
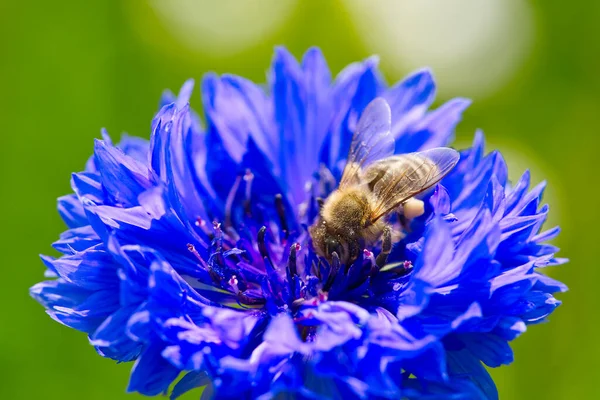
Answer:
311;187;386;262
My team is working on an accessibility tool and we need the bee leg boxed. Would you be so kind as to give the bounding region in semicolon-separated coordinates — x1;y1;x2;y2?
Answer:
375;225;392;268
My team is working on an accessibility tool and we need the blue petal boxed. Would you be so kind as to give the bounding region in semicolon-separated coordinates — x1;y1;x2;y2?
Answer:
413;217;455;287
520;291;561;323
385;68;436;142
147;250;210;309
30;279;91;311
175;79;195;110
429;184;452;215
91;305;143;362
71;171;105;204
163;106;216;234
203;127;240;207
171;371;210;399
306;301;370;351
150;103;177;181
446;349;499;400
48;245;119;291
453;209;500;283
457;333;514;367
492;317;527;341
202;73;275;164
271;47;332;204
31;280;118;334
52;225;101;254
402;342;448;381
117;134;150;164
300;47;333;168
57;194;87;228
327;56;381;169
240;136;296;226
94;139;155;206
533;274;568;294
504;170;531;215
395;98;471;153
127;342;181;396
83;187;207;282
159;89;176;108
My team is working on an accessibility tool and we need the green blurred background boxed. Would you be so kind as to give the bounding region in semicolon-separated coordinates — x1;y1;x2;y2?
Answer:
0;1;596;399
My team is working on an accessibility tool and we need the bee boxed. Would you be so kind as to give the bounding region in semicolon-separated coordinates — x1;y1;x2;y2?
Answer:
309;97;460;265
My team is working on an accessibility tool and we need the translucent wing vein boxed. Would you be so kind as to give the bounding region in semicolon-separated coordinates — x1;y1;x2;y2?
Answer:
339;98;394;188
364;147;460;222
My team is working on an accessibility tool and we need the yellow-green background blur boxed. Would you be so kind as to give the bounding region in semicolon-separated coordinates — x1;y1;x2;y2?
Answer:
0;1;596;399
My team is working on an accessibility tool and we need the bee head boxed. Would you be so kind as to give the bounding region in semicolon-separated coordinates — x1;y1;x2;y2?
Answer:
309;221;342;260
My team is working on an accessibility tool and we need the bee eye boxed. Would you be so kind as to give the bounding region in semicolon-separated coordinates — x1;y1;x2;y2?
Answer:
325;238;342;257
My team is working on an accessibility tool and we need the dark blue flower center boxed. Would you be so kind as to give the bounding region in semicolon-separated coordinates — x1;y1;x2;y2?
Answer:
184;166;418;326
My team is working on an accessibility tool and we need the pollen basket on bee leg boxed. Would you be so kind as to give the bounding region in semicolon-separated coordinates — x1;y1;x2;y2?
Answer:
403;198;425;220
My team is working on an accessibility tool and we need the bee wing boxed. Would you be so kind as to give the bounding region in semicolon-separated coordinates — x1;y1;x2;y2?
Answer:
365;147;460;223
339;98;395;188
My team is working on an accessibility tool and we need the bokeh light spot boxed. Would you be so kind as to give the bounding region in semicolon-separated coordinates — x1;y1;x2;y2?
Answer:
343;0;535;98
148;0;298;56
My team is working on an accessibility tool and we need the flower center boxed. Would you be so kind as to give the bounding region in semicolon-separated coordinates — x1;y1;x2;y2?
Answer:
182;168;417;318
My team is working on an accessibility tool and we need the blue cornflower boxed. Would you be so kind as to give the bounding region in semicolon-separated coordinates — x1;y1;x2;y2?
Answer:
31;47;566;399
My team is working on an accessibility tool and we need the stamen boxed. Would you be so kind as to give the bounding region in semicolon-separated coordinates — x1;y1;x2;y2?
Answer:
212;221;223;240
228;275;240;294
274;194;289;240
243;169;254;217
224;174;242;228
189;243;222;285
187;243;208;268
195;217;215;239
237;292;266;306
257;226;268;258
287;243;300;277
317;290;328;303
375;254;387;270
362;249;378;276
294;312;315;324
292;298;305;308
